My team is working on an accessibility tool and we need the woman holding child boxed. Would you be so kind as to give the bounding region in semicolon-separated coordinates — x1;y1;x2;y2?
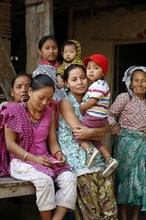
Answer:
58;64;118;220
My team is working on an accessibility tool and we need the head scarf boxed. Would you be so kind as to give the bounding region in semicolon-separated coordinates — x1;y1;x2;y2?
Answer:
122;65;146;96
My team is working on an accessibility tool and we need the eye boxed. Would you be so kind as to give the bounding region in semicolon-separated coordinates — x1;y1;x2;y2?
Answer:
38;96;43;100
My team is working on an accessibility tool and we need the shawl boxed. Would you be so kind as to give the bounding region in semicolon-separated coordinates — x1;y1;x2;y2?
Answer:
122;65;146;96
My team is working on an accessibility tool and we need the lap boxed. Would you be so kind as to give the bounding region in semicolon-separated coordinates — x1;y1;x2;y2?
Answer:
75;171;118;220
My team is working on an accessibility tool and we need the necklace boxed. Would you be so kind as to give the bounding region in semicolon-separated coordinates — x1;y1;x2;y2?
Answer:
26;101;44;121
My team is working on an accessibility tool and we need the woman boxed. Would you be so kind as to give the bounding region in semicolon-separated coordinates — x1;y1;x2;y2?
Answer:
1;74;77;220
108;66;146;220
32;35;67;129
0;73;32;176
0;73;32;107
58;64;118;220
32;35;66;102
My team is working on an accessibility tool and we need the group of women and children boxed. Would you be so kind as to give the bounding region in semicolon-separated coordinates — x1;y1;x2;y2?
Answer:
0;35;145;220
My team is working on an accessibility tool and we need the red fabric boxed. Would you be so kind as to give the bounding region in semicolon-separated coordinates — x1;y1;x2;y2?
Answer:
49;100;59;130
40;58;59;69
83;54;108;76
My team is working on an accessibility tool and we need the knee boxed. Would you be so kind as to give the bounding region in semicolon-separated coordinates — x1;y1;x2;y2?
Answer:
64;171;77;185
35;175;54;189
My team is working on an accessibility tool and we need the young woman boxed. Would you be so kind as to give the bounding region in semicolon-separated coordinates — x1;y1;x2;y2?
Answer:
108;66;146;220
1;74;77;220
58;64;118;220
32;35;66;102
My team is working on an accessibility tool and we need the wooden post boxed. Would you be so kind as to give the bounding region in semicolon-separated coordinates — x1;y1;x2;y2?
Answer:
0;38;16;101
25;0;54;74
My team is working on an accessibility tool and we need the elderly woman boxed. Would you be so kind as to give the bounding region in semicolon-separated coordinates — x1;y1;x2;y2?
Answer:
108;66;146;220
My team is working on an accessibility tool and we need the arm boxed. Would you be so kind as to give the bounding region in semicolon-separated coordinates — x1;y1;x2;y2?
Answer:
5;127;54;167
59;99;109;141
48;110;66;163
108;93;129;136
80;98;97;114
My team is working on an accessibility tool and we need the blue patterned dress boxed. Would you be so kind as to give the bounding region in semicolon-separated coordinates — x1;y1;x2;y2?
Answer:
58;92;118;219
58;92;105;177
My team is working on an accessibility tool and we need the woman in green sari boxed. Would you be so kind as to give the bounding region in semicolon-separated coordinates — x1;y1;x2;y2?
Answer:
108;66;146;220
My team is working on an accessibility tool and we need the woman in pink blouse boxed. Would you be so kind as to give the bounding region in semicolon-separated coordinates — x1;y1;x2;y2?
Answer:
108;66;146;220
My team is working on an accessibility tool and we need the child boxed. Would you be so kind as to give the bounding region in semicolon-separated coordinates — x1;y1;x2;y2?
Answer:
77;54;118;177
57;39;83;88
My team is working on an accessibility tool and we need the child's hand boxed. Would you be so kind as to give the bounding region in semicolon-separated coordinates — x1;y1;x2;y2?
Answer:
57;75;65;88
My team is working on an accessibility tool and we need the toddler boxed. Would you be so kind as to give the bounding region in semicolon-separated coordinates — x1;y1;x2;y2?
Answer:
77;54;118;177
57;39;83;88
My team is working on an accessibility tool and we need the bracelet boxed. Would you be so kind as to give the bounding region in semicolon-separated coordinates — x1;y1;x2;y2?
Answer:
23;152;29;161
54;150;62;159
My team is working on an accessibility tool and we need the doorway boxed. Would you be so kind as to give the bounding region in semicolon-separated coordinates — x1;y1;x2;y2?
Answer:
113;42;146;101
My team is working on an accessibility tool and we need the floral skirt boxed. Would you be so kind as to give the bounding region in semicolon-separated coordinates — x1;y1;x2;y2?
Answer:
75;171;118;220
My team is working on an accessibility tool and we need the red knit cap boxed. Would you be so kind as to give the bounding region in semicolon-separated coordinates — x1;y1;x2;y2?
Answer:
83;54;108;76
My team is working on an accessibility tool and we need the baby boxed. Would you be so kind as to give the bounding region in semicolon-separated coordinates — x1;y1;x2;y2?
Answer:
57;39;83;88
76;54;118;177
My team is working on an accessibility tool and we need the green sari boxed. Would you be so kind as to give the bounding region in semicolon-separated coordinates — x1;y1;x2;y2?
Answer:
115;129;146;211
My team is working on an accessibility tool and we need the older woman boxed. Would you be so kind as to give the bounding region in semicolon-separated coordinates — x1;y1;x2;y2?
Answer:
108;66;146;220
58;64;118;220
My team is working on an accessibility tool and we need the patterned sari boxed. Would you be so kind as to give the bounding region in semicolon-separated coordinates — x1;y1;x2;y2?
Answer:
115;129;146;211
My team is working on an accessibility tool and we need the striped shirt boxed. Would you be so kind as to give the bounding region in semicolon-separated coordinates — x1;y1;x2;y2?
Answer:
83;79;110;117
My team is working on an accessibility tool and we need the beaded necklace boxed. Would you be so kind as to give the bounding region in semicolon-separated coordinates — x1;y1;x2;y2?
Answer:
26;101;44;121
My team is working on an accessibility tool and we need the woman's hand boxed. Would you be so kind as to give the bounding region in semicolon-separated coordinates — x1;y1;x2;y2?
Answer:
33;155;54;167
54;152;66;167
72;125;93;140
111;124;121;136
72;124;109;141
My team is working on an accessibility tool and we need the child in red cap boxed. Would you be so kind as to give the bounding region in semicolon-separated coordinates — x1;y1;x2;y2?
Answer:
76;54;118;177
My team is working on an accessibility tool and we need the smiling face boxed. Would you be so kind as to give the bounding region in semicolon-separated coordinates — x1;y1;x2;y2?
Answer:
130;70;146;99
38;39;59;64
86;60;104;82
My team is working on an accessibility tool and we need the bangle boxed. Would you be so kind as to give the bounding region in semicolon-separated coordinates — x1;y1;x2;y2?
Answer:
54;150;62;159
23;152;29;161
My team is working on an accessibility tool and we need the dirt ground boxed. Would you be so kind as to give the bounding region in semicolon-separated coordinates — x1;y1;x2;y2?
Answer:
0;196;146;220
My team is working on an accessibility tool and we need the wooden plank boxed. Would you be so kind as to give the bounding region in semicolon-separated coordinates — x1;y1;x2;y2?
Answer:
0;177;36;199
0;38;16;100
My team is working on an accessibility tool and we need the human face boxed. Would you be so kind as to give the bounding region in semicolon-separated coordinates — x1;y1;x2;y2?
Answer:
62;44;77;63
28;86;54;112
130;71;146;100
65;67;88;99
11;76;31;103
38;39;59;64
86;60;104;82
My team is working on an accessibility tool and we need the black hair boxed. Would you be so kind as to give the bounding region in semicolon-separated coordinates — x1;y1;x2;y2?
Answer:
11;73;32;89
63;64;86;82
38;35;58;50
61;41;77;53
31;74;55;92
